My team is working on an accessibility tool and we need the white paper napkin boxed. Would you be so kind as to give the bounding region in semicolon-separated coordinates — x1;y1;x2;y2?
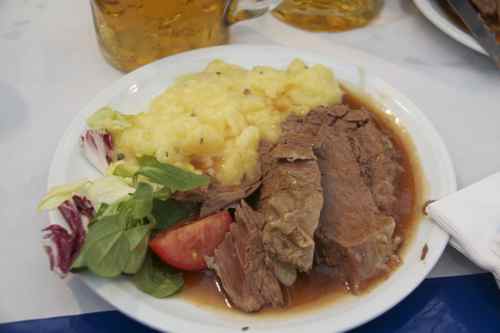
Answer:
426;172;500;287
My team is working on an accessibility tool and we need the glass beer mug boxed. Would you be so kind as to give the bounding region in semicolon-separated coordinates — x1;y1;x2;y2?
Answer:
91;0;274;72
272;0;384;32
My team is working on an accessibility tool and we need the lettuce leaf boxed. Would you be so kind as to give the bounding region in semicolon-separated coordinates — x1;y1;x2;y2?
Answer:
152;199;196;230
38;180;91;211
108;161;139;178
85;176;135;206
87;107;131;131
136;156;210;192
84;214;131;278
131;253;183;298
71;182;156;277
122;218;154;275
39;176;134;213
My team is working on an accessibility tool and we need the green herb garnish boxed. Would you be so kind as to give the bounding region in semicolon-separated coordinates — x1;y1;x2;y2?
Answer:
136;156;210;192
131;253;184;298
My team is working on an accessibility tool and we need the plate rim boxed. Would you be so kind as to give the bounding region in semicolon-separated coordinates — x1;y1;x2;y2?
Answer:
47;44;456;333
413;0;487;55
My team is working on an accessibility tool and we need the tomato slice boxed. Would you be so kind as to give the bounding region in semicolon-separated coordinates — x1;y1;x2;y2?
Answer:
149;211;233;271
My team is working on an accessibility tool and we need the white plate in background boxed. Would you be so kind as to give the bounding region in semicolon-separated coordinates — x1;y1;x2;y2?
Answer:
47;44;456;333
413;0;487;55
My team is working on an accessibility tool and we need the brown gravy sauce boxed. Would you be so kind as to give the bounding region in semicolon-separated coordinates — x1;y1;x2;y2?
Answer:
178;89;425;315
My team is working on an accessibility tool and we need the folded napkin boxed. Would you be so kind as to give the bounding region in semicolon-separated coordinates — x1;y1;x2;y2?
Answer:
426;172;500;287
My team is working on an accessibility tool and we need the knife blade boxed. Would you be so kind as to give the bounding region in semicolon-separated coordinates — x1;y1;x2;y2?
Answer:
447;0;500;68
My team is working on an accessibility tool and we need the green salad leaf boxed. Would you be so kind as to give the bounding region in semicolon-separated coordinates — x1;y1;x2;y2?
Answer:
93;202;120;221
152;187;172;201
72;183;156;277
136;156;210;192
128;182;154;219
152;199;197;230
124;232;150;274
70;180;198;278
87;107;131;131
37;180;90;211
66;157;206;299
85;176;135;206
38;176;134;213
111;162;139;178
84;214;130;278
131;253;183;298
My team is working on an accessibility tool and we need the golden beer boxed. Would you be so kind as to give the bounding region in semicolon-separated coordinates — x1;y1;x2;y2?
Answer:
91;0;268;72
272;0;384;32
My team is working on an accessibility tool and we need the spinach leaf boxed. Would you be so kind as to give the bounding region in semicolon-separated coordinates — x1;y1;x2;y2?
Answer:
86;231;130;278
70;163;203;283
124;223;152;249
131;253;183;298
93;202;121;221
152;199;197;230
84;214;130;278
124;221;152;274
71;213;125;272
129;182;153;219
136;156;210;192
94;203;110;220
152;187;172;201
72;184;156;277
124;233;150;274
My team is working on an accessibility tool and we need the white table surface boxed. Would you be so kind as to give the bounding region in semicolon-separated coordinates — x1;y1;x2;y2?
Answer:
1;0;499;325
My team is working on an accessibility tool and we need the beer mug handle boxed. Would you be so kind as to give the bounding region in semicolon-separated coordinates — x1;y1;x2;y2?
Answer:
224;0;280;25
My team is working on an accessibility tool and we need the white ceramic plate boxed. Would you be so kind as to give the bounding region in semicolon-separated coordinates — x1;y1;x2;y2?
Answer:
413;0;487;55
48;44;456;333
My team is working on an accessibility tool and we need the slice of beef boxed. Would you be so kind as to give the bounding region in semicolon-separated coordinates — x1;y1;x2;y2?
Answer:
206;201;285;312
312;105;400;292
343;109;403;216
471;0;497;16
258;115;324;286
308;106;402;217
173;178;261;218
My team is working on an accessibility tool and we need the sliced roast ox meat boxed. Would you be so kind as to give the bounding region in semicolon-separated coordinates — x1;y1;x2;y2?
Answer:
206;201;285;312
343;109;403;216
311;105;402;292
258;114;324;286
200;103;405;311
174;178;261;218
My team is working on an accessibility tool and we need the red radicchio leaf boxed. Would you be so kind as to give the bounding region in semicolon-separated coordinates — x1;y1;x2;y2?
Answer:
43;224;75;275
43;196;95;277
81;130;114;173
102;133;114;163
58;200;87;253
72;195;95;219
58;200;83;234
44;245;55;271
83;130;97;149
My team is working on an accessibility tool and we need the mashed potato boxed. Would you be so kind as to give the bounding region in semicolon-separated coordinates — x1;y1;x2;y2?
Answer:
110;59;342;185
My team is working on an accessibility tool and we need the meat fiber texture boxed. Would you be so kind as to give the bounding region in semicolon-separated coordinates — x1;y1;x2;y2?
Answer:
207;104;404;311
258;114;324;286
206;201;285;312
312;106;402;292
